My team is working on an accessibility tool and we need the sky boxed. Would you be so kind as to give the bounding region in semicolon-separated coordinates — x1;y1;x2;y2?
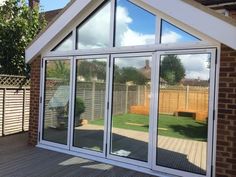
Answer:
27;0;70;12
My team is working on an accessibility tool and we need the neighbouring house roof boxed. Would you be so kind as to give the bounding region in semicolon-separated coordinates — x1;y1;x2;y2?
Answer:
25;0;236;63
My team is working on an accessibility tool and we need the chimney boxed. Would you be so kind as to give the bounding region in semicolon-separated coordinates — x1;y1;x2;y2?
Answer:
29;0;39;8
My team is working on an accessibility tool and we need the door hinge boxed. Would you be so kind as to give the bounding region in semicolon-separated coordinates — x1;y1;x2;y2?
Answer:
41;59;44;68
213;109;215;121
38;132;40;140
40;96;42;104
107;102;109;109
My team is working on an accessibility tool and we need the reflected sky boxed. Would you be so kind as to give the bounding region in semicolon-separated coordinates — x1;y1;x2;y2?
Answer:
57;0;201;50
115;56;152;69
78;2;111;49
161;20;200;44
115;0;156;46
161;54;210;80
53;34;73;51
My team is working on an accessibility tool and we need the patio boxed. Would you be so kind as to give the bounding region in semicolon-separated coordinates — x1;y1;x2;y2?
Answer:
0;133;154;177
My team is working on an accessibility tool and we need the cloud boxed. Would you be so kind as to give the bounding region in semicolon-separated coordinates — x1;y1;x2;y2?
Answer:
78;2;111;49
161;31;182;44
78;4;155;48
55;37;73;51
178;54;210;80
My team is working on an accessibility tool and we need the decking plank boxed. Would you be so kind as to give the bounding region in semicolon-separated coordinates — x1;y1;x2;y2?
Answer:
0;133;155;177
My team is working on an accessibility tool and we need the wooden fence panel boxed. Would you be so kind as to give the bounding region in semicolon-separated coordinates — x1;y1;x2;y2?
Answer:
0;88;30;136
0;89;3;136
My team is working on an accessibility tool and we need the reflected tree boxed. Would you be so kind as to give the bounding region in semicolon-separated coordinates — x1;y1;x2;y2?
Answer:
115;67;149;85
160;55;185;85
78;60;106;81
47;61;70;81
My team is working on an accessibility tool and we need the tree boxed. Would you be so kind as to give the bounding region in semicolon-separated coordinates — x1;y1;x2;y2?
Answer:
77;60;107;81
115;67;149;85
160;55;185;85
0;0;46;76
47;61;70;81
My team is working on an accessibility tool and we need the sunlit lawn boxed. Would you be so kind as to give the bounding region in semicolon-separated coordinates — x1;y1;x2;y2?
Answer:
90;114;207;141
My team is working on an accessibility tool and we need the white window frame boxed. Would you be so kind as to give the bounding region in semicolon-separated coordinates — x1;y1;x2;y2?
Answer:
107;52;155;168
39;56;74;150
69;55;110;158
151;48;216;177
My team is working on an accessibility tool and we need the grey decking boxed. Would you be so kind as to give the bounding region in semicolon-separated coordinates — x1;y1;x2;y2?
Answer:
0;133;154;177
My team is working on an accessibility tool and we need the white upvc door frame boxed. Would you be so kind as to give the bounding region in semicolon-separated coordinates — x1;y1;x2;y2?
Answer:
69;54;110;158
39;56;74;150
106;52;156;168
38;47;217;177
151;48;217;177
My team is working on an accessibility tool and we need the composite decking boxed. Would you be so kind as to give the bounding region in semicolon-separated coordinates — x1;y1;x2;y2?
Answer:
0;133;155;177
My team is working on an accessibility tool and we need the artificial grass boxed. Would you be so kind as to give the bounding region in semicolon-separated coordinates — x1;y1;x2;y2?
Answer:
90;114;207;141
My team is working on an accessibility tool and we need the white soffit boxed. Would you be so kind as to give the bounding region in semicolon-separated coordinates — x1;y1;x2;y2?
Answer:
141;0;236;49
25;0;92;63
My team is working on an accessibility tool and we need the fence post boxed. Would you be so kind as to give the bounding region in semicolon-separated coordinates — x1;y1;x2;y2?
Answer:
137;85;140;105
22;88;26;132
91;81;95;120
185;85;189;110
125;84;129;114
2;88;6;136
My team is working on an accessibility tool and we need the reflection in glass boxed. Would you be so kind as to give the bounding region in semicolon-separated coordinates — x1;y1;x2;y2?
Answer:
43;60;71;145
156;54;211;175
115;0;156;47
73;58;107;152
52;33;73;51
77;2;111;49
110;56;152;162
161;20;200;44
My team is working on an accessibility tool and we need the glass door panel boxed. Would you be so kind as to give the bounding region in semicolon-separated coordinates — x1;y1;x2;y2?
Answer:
109;55;152;162
42;59;71;145
155;52;215;176
72;57;108;153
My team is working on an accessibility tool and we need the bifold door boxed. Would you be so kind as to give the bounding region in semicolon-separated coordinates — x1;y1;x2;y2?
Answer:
107;53;155;168
152;49;216;177
40;57;73;149
70;55;109;157
41;49;216;177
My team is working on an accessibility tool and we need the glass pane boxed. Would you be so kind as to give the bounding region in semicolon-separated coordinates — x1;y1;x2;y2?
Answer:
52;33;73;51
115;0;156;47
77;2;111;49
43;60;71;145
156;53;211;175
161;20;200;44
110;56;152;162
73;58;107;152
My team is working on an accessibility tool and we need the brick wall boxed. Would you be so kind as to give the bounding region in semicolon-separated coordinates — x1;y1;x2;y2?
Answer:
216;45;236;177
28;56;41;146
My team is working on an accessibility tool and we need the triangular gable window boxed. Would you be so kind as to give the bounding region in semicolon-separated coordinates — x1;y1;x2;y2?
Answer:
161;20;200;44
50;1;203;52
77;1;111;49
115;0;156;47
52;33;73;51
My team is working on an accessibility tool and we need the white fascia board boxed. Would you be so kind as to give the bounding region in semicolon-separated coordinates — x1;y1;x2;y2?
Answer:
25;0;92;63
141;0;236;50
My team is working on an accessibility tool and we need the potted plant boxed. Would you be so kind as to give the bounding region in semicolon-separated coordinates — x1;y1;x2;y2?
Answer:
74;97;85;126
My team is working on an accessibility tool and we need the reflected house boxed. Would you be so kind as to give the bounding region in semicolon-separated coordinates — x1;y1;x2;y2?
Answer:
25;0;236;177
139;60;167;87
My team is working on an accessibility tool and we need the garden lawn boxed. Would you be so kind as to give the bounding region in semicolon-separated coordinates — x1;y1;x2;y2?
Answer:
90;114;207;141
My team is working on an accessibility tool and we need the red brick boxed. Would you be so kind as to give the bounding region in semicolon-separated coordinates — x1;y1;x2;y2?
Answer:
28;56;41;146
